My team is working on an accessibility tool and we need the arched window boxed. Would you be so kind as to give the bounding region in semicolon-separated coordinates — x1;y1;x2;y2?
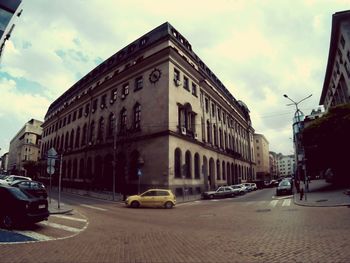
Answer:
133;103;141;130
89;121;95;142
75;126;80;148
216;159;220;180
185;150;192;178
81;123;87;146
222;161;226;180
194;153;200;179
174;148;182;178
97;117;105;141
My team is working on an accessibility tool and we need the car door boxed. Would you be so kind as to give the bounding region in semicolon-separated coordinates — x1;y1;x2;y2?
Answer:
140;190;157;207
216;187;225;198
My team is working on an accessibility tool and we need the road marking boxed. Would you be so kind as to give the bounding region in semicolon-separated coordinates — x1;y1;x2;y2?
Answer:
282;199;291;206
274;195;293;200
38;221;81;233
14;231;53;241
80;204;107;211
50;214;87;222
269;200;278;207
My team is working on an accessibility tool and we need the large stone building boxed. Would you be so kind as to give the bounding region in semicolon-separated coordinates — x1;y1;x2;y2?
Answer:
40;22;256;197
8;119;43;175
276;154;295;178
0;152;9;173
320;10;350;111
253;134;269;181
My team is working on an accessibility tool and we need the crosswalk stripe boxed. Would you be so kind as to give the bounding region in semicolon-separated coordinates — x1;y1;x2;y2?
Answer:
269;200;278;207
14;230;53;241
80;204;107;211
282;199;291;206
50;214;87;222
38;221;81;233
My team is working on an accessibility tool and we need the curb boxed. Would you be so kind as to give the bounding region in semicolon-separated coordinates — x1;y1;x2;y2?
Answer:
49;208;74;215
292;194;350;207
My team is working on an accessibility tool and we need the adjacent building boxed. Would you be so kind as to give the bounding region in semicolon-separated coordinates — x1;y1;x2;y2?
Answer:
0;0;22;61
320;10;350;111
8;119;43;175
0;152;9;173
269;151;278;179
276;154;295;178
40;22;256;197
253;134;269;181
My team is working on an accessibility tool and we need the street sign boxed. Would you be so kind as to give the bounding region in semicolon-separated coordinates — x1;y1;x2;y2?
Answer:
47;166;55;175
47;148;57;157
137;168;142;177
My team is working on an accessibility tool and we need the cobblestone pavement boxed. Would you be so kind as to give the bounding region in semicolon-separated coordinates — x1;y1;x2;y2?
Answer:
1;191;350;263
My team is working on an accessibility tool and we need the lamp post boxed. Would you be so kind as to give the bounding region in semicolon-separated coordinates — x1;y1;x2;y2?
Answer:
283;94;312;198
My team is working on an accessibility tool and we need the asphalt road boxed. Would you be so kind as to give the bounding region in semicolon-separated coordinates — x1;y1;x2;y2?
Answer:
1;188;350;263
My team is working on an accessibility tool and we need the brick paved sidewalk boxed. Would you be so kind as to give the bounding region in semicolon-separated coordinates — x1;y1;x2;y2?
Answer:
293;179;350;207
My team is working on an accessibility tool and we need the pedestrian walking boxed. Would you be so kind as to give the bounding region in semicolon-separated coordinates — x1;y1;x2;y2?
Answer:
300;187;304;200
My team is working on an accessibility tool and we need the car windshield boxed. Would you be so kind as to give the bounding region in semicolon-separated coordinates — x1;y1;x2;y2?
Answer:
279;181;290;187
8;187;33;199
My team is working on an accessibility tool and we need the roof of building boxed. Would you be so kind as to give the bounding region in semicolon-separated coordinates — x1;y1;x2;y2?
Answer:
45;22;250;121
320;10;350;105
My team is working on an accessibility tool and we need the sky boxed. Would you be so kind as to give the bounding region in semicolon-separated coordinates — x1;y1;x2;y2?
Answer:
0;0;349;157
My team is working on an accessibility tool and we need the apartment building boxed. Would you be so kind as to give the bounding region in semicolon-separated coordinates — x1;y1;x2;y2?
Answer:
253;134;269;181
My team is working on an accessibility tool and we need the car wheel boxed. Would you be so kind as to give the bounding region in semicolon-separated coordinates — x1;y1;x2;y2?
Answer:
130;201;140;208
164;201;173;209
2;215;14;229
209;194;214;199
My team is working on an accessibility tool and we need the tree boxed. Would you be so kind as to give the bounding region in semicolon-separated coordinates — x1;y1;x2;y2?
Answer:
302;104;350;185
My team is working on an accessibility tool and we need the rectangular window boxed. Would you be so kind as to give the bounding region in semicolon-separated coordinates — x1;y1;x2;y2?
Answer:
192;83;197;96
174;68;180;81
183;76;189;90
101;94;106;108
59;120;62;128
205;98;209;113
78;108;83;118
122;83;129;98
72;111;77;121
85;103;90;116
92;99;97;113
110;88;118;103
211;103;215;117
134;76;143;91
217;108;221;121
67;114;71;124
63;117;66;127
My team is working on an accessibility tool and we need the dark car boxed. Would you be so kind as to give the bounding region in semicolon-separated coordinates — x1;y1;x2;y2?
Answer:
10;180;48;199
276;180;293;196
202;186;237;199
0;185;49;229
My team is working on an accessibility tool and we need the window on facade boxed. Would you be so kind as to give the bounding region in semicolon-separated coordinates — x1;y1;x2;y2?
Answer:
222;161;226;180
122;83;129;98
81;124;87;146
97;117;105;141
108;113;115;137
69;130;74;149
206;120;211;143
65;132;69;149
213;125;218;146
72;111;77;121
174;148;182;178
134;76;143;91
192;83;197;96
218;108;221;121
92;99;97;113
178;103;196;135
205;98;209;113
219;128;223;148
174;68;180;81
185;151;192;178
216;160;220;180
85;103;90;116
78;108;82;119
194;153;200;179
110;89;118;104
183;76;189;90
63;117;66;127
100;94;106;108
120;108;127;133
89;121;95;142
211;103;215;117
133;103;141;130
75;126;80;148
68;114;71;124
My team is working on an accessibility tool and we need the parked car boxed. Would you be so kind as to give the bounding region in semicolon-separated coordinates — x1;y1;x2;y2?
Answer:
202;186;238;199
249;183;258;191
0;175;31;185
125;189;176;209
230;184;248;195
10;180;48;199
276;180;293;196
243;183;253;192
0;185;49;229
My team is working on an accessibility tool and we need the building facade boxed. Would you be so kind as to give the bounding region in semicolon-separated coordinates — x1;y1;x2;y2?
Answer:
276;154;295;178
0;152;9;173
253;134;269;181
40;22;256;197
8;119;43;175
269;151;278;179
320;10;350;111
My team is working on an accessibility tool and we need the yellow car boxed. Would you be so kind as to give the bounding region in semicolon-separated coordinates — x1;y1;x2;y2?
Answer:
125;189;176;209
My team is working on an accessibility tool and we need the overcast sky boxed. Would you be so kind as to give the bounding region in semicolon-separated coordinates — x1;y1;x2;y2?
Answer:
0;0;349;157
